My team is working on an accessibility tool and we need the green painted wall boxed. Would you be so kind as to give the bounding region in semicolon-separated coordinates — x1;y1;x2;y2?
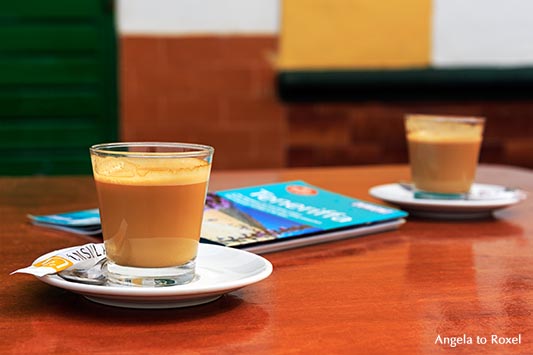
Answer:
0;0;118;175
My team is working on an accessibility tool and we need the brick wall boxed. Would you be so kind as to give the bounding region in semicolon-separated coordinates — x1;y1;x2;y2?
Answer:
120;36;533;170
120;36;286;170
287;101;533;168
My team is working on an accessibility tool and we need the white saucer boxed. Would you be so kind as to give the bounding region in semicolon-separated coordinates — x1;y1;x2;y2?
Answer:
369;183;527;219
36;244;273;309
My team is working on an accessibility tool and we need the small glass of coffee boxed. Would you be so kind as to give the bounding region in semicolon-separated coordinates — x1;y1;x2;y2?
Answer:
89;142;214;286
404;114;485;199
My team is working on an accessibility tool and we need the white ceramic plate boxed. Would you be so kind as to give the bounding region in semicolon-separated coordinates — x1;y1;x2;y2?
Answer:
37;244;273;309
369;183;527;219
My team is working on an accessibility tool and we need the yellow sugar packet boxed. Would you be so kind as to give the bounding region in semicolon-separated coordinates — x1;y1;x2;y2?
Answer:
11;243;106;277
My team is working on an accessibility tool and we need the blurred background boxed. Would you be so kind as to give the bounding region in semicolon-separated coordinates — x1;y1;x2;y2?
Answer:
2;0;533;174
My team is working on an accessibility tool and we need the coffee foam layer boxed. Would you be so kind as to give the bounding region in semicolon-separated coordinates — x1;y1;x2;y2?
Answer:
91;156;210;185
407;131;482;142
406;117;484;142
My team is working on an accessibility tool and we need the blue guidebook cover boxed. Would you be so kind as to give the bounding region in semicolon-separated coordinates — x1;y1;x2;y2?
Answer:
28;209;102;235
201;181;407;253
28;181;407;253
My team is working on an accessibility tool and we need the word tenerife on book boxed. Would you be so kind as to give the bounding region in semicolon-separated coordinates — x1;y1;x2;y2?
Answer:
246;188;399;224
216;181;406;231
249;188;353;223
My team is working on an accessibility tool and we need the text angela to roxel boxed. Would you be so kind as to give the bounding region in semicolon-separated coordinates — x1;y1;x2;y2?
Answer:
435;334;522;348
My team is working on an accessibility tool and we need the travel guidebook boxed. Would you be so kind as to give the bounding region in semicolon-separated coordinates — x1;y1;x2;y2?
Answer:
29;181;408;254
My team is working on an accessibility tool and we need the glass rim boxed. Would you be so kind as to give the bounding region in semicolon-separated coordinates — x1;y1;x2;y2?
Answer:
90;142;214;158
405;114;485;124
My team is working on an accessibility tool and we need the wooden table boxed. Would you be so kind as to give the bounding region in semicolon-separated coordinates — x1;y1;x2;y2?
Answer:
1;164;532;354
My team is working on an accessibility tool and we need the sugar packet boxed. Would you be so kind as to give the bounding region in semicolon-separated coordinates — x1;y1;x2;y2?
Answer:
11;243;106;277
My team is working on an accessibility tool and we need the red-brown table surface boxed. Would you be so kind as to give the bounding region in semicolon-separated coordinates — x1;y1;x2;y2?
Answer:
1;164;532;355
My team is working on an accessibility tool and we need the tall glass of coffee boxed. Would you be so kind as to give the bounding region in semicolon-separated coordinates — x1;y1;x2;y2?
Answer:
405;115;485;198
89;142;214;286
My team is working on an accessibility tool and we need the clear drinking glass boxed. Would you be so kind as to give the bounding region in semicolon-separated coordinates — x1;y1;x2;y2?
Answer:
89;142;214;286
405;114;485;198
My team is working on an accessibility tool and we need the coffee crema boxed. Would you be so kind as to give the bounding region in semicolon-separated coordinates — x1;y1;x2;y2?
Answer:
407;134;482;193
405;115;484;194
92;156;211;268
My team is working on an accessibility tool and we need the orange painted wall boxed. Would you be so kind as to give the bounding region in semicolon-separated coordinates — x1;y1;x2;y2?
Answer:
278;0;432;69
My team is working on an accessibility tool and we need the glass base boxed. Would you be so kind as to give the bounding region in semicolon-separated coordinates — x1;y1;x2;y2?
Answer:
413;190;467;200
105;259;196;287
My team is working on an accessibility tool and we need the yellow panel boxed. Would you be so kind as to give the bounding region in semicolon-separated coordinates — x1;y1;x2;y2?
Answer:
278;0;432;70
